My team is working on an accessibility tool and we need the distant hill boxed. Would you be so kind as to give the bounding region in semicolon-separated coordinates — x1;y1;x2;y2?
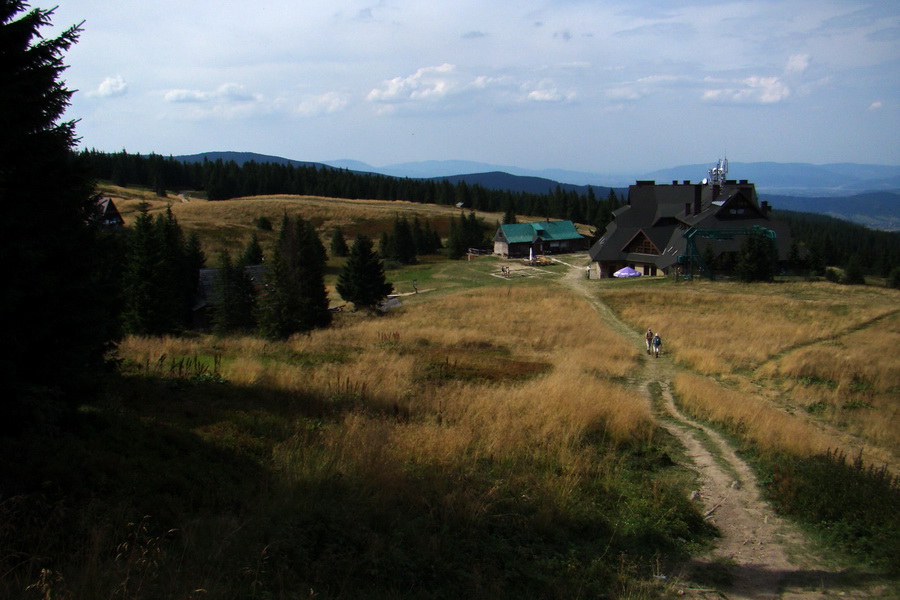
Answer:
173;152;899;230
432;171;622;198
761;191;900;232
174;151;325;170
323;158;625;187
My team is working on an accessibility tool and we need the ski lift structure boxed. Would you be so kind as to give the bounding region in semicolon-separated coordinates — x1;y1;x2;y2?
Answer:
678;225;777;281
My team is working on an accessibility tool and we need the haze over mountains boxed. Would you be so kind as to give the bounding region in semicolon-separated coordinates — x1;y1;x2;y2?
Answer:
175;152;900;231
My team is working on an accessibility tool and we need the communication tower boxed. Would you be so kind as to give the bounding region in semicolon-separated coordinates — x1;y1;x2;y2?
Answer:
707;157;729;186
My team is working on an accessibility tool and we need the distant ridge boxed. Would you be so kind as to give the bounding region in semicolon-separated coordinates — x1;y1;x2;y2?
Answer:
171;152;900;230
174;151;325;170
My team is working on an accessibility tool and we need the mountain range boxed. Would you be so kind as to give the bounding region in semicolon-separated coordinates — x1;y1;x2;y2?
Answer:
174;152;900;231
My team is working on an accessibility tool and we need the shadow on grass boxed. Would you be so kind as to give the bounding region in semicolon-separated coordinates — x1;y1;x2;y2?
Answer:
680;559;897;598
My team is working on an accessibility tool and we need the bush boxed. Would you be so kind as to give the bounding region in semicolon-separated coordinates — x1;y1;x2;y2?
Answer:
824;268;841;283
888;267;900;290
765;449;900;572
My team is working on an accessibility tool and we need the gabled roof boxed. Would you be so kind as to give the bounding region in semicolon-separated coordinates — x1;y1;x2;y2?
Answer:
589;178;792;266
496;220;583;244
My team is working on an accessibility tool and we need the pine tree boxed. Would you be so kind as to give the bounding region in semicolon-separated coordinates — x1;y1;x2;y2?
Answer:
391;215;417;264
122;203;167;335
336;235;394;311
239;232;265;266
258;215;331;339
212;250;257;334
736;230;777;282
502;199;518;225
1;2;123;414
330;226;349;258
841;255;866;285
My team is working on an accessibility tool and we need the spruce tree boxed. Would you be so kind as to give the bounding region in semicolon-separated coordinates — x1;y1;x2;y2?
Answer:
258;215;331;339
736;229;777;282
336;235;394;311
330;226;349;258
391;215;417;264
239;231;265;266
122;203;167;335
212;250;257;334
1;2;122;415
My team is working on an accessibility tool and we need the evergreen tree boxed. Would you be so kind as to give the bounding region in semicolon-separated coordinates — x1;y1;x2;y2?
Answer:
239;231;265;266
446;215;467;259
888;267;900;290
379;231;393;259
336;235;394;311
841;255;866;285
502;198;518;225
122;203;167;335
212;250;257;334
258;215;331;339
391;215;417;264
330;226;349;258
1;2;123;415
736;229;777;282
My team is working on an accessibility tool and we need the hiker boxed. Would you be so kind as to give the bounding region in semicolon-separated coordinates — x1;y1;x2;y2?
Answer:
645;328;654;355
653;332;662;358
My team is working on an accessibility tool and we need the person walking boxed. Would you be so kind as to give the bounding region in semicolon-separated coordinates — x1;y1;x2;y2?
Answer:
645;328;654;355
653;332;662;358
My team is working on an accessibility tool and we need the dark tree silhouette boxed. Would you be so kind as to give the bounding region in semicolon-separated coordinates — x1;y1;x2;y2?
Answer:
1;1;121;423
337;235;394;311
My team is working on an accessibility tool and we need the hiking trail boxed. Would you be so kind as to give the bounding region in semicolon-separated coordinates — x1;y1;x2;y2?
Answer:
557;258;891;599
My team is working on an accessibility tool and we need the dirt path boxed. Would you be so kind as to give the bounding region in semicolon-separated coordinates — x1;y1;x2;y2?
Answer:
555;258;889;599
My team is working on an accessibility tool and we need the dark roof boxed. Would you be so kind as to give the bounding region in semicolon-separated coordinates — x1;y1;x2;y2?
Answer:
195;265;269;310
589;180;792;265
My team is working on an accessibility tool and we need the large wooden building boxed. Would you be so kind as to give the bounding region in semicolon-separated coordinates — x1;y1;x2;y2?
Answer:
589;167;791;278
493;220;588;258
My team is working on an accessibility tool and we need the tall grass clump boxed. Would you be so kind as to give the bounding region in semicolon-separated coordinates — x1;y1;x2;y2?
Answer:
767;449;900;572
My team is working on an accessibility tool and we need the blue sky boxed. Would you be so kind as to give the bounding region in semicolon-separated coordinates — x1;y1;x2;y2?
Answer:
50;0;899;175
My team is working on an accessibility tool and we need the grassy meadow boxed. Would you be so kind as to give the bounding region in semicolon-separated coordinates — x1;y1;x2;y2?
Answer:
599;278;900;569
2;190;714;599
4;187;898;598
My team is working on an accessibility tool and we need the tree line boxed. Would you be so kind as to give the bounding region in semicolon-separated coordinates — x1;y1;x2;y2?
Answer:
80;149;625;233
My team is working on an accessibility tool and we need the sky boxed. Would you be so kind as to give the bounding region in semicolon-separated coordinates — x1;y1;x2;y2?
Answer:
47;0;900;175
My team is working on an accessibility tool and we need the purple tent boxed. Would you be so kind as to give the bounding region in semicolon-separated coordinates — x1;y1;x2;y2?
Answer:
613;266;641;278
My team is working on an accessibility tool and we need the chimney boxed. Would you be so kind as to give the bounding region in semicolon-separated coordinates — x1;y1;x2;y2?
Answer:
693;186;702;215
712;184;720;201
685;202;691;216
761;200;770;214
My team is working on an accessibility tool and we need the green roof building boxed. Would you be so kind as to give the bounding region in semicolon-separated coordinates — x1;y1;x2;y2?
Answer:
492;220;588;258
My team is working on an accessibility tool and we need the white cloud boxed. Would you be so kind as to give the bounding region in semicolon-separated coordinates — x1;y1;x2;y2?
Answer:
702;76;790;104
785;54;810;75
164;83;261;104
869;100;883;110
522;79;575;103
87;75;128;98
366;64;459;103
296;92;350;117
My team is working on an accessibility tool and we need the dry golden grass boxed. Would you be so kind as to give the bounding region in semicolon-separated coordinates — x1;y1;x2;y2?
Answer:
118;283;650;504
602;279;900;469
756;310;900;454
603;281;899;375
673;372;835;457
98;183;511;257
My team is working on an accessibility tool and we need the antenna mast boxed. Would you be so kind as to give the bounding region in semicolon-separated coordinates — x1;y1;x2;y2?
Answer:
707;157;728;186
